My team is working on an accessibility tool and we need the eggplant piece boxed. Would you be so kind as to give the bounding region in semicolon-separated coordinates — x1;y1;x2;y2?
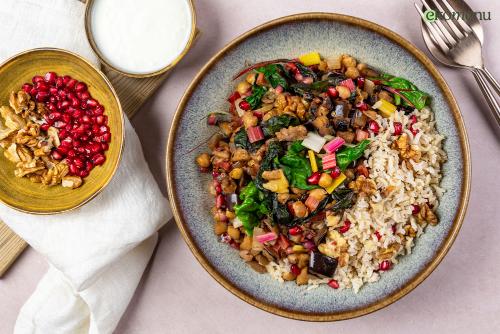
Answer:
351;110;368;129
308;251;338;277
332;117;350;132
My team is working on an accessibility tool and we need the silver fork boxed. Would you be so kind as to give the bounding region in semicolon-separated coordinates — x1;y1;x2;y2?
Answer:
414;0;500;127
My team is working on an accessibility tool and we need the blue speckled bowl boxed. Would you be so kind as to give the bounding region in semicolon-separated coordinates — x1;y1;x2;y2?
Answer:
166;13;471;321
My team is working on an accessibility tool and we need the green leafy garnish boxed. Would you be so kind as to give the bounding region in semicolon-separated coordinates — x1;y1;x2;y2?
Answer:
256;64;289;90
261;115;300;137
376;74;429;110
255;141;283;191
279;141;318;190
331;187;355;211
244;85;267;109
234;181;269;235
295;62;318;81
336;140;370;171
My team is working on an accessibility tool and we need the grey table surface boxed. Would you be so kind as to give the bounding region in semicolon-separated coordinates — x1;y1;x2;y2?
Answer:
1;0;500;333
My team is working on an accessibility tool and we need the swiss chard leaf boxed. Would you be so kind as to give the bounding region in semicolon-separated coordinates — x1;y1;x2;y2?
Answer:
279;141;318;190
336;140;370;171
290;77;345;97
234;181;269;235
256;64;289;90
255;141;283;191
331;187;355;212
377;74;429;110
245;85;267;110
295;62;318;81
261;115;300;137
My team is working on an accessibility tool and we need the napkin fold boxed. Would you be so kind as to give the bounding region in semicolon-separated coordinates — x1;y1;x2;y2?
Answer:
0;0;171;333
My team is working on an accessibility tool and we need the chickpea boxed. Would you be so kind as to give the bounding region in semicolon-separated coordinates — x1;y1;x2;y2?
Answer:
227;225;240;240
297;253;310;269
309;188;327;201
195;153;211;168
357;63;368;72
214;221;227;235
292;201;308;218
242;111;258;128
287;253;298;264
336;85;351;100
246;73;256;85
226;210;236;219
240;234;253;250
236;81;251;94
282;271;296;281
318;173;333;188
345;66;360;79
229;167;243;179
296;267;309;285
341;55;357;68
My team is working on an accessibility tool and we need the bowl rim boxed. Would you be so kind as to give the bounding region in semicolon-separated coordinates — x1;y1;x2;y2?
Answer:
84;0;198;78
0;47;125;215
166;12;471;321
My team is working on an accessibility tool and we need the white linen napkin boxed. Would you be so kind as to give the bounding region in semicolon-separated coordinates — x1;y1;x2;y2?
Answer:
0;0;171;333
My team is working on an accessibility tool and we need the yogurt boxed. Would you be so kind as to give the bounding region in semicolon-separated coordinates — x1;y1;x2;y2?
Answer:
90;0;193;75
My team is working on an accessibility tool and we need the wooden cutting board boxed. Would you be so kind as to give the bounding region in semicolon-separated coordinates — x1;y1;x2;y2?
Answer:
0;67;171;277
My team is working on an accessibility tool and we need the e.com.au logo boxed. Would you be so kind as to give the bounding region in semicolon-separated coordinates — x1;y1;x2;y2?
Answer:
423;9;492;22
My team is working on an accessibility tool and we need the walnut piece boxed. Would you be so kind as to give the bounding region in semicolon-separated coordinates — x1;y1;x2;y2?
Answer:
275;125;307;141
417;203;438;226
61;176;83;189
348;175;377;196
392;133;421;162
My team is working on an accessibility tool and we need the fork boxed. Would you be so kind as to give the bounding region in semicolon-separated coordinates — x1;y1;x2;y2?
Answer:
414;0;500;127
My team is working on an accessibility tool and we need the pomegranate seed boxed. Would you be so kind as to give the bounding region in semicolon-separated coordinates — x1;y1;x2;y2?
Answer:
29;88;38;97
54;121;67;129
94;105;104;115
60;100;70;109
67;149;76;158
71;97;80;108
101;142;109;151
55;77;64;88
62;75;72;85
44;72;57;84
36;82;49;91
327;86;338;98
392;225;397;234
49;96;57;104
290;264;301;276
52;150;63;160
289;226;302;236
22;83;33;93
330;166;341;178
375;231;382;241
216;194;226;209
81;115;91;124
32;75;44;84
86;161;94;172
61;137;73;147
48;112;61;121
227;91;241;104
410;127;419;136
327;279;340;289
220;233;231;243
62;114;72;123
40;123;50;131
75;82;87;93
368;120;380;134
57;145;69;155
79;170;89;178
80;91;90;101
95;115;105;125
72;109;83;118
379;260;392;271
411;204;420;215
230;241;240;250
103;133;111;142
99;125;109;134
87;99;98;108
356;102;369;111
409;115;417;125
294;72;304;81
307;171;321;185
393;122;403;135
74;158;85;170
356;77;365;88
66;79;77;90
36;91;49;102
59;129;69;139
47;103;57;112
239;100;251;111
339;220;351;234
69;163;78;175
58;89;67;99
92;154;105;166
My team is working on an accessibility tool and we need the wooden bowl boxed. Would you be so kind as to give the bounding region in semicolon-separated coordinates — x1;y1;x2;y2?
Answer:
0;48;124;214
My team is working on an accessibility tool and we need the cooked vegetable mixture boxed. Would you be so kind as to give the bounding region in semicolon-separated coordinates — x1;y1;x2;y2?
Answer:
196;53;445;291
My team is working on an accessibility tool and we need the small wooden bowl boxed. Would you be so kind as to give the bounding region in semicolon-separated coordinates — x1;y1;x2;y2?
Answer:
0;48;124;214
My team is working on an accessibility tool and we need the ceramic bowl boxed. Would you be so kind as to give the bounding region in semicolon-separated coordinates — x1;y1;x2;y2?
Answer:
166;13;470;321
0;48;124;214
